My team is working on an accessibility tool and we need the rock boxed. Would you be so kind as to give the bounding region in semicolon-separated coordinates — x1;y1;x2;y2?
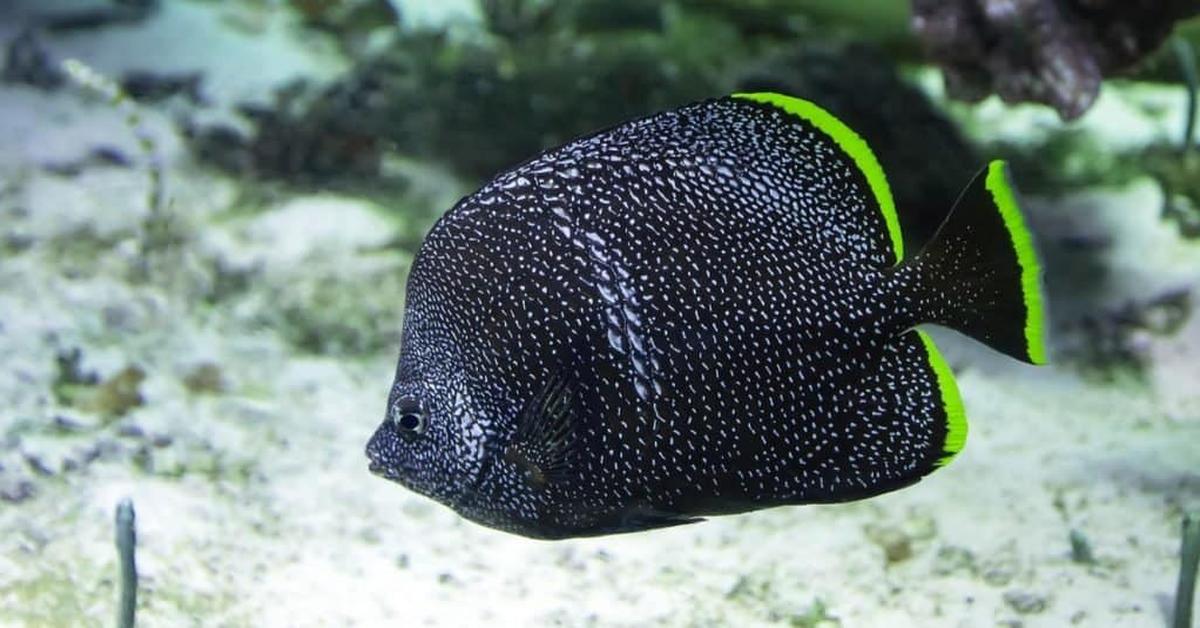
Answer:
1003;590;1049;615
932;545;978;576
2;30;67;90
864;523;914;564
23;453;53;477
116;424;145;438
911;0;1200;120
1143;288;1200;420
0;476;36;503
86;365;146;421
981;557;1019;586
245;195;396;268
120;70;206;105
35;0;159;33
182;362;226;394
1069;528;1096;564
49;414;87;433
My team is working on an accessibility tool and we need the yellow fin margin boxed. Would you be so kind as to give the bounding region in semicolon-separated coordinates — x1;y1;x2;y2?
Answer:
916;331;967;467
984;160;1048;365
732;92;905;265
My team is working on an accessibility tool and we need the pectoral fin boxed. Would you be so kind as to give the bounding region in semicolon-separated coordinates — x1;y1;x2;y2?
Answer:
504;372;580;490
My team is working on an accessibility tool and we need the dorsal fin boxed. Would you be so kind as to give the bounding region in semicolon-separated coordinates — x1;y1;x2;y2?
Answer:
732;92;905;265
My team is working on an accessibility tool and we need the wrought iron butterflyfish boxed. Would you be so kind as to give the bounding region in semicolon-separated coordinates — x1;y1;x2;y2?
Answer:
366;93;1047;539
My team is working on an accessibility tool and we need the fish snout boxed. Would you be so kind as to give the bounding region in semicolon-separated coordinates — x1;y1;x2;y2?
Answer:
365;454;402;481
364;428;395;477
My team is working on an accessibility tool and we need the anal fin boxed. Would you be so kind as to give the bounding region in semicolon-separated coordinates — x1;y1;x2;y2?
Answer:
799;330;965;504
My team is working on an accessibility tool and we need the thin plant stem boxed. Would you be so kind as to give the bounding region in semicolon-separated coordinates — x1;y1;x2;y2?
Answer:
1172;37;1197;160
115;499;137;628
1176;514;1200;628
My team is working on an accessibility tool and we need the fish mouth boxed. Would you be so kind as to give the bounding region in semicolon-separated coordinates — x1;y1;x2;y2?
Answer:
367;459;402;480
365;427;406;480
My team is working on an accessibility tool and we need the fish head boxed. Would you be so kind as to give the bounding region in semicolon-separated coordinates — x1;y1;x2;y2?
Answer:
365;363;493;507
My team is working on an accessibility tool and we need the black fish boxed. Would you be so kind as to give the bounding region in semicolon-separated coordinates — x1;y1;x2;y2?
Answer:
366;93;1047;539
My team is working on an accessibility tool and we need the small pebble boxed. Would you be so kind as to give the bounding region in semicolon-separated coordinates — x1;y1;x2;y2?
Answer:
117;424;145;438
23;453;53;477
1069;528;1095;564
1003;590;1049;615
932;545;976;576
864;524;913;564
51;415;86;432
982;561;1017;586
183;363;226;394
0;478;35;503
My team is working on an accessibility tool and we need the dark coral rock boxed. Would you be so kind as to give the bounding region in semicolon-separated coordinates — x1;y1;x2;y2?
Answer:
288;0;397;34
39;0;159;33
1068;288;1193;377
186;77;385;184
2;30;66;89
911;0;1200;120
121;70;206;105
189;2;734;185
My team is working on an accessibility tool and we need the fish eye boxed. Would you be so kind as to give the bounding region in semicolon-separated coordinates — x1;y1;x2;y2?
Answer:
397;412;423;432
391;399;426;437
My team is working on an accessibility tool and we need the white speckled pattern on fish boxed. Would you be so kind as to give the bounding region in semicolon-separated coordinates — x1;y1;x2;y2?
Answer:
365;94;1045;539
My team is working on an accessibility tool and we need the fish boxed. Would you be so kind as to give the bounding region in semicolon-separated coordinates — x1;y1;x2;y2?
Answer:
365;92;1047;540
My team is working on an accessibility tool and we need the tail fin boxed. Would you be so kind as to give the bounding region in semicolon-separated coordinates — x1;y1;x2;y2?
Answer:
900;160;1047;365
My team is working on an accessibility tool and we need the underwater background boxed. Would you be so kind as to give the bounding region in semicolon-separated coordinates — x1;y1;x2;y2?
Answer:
0;0;1198;626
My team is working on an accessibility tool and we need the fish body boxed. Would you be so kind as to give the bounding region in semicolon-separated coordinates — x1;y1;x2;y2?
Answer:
366;93;1046;539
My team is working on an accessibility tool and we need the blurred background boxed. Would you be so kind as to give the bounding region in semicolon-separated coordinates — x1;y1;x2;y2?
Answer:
0;1;1198;626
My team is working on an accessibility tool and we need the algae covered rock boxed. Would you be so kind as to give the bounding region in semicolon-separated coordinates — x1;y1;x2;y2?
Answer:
912;0;1200;119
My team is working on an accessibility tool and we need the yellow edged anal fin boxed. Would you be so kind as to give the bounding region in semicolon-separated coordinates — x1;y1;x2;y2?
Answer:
916;331;967;467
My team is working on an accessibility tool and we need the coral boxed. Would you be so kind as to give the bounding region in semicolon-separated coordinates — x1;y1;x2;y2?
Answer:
287;0;397;34
189;4;977;247
911;0;1200;120
1144;145;1200;240
185;0;759;184
1070;288;1192;379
